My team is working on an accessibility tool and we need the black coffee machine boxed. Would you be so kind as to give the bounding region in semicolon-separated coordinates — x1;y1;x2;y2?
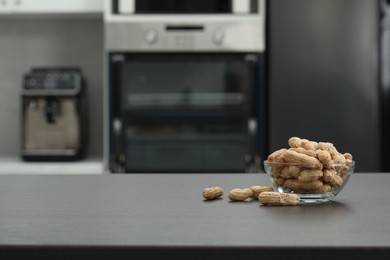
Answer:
21;68;86;161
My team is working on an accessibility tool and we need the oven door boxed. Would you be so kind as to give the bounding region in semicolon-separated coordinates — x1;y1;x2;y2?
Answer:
108;53;266;173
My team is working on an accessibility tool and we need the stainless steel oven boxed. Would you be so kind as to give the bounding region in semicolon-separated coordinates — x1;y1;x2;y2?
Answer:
104;0;267;173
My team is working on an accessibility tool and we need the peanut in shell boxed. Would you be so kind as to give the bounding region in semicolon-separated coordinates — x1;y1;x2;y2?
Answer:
258;192;300;206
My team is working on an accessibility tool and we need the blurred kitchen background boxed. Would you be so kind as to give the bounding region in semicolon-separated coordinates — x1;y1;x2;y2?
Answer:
0;0;387;173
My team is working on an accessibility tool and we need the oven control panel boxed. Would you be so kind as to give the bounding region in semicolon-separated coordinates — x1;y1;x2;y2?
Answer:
104;0;265;52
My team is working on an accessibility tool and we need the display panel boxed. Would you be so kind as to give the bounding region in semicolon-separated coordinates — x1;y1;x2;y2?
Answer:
135;0;231;14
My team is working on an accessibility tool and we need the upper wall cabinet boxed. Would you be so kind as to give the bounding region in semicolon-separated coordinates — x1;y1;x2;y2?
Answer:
0;0;11;13
0;0;103;15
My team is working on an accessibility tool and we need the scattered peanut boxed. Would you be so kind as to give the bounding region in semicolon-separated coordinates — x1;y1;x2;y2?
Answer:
250;185;274;198
258;191;300;206
228;188;253;201
202;186;223;200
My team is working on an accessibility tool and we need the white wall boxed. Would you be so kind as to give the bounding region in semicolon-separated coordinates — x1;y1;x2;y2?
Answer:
0;18;103;158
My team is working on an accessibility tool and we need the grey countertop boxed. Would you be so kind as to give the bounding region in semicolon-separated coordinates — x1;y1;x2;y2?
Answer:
0;173;389;259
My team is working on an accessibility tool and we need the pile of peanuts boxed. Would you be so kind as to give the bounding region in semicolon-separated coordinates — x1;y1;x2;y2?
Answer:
267;137;354;194
201;137;354;206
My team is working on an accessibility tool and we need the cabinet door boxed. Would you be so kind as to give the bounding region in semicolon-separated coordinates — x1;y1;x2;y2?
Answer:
12;0;103;13
268;0;380;172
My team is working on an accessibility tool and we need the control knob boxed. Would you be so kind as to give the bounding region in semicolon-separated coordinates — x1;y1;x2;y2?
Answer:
213;29;225;45
144;30;158;45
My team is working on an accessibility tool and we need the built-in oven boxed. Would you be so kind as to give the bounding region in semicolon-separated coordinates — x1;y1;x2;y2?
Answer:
104;0;267;173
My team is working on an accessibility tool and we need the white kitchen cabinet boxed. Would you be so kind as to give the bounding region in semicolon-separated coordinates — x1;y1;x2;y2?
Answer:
0;0;12;13
0;0;103;15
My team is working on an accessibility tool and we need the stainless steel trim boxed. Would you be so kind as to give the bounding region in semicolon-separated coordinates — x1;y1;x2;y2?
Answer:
118;0;134;14
233;0;251;13
103;44;111;173
105;17;265;51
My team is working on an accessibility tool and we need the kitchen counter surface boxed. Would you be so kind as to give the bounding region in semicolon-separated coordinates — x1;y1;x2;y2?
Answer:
0;173;389;259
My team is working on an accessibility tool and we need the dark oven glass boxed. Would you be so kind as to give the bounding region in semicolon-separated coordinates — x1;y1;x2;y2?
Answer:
135;0;231;14
109;53;265;173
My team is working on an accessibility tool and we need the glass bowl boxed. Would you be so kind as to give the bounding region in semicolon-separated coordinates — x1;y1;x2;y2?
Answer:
263;160;355;204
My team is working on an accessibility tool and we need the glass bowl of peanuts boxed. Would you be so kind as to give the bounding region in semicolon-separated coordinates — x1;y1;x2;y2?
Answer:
263;137;356;204
264;160;355;204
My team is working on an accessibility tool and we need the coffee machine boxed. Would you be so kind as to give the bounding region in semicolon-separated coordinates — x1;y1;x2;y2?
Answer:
21;68;86;161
